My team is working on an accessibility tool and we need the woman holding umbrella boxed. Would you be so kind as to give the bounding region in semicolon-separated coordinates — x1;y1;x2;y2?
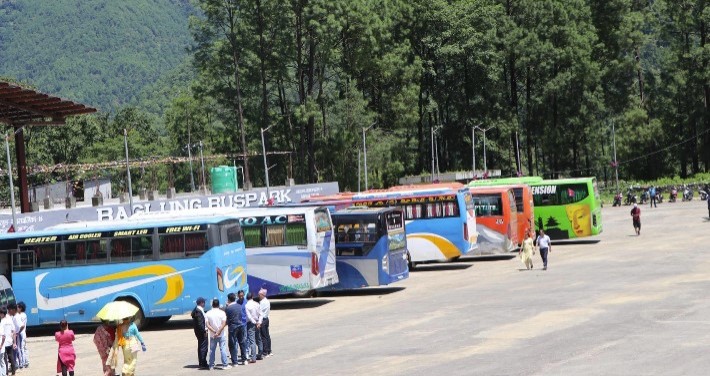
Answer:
109;317;146;376
94;322;115;376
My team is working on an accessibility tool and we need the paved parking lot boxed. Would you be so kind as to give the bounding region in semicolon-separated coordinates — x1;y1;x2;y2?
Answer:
22;200;710;375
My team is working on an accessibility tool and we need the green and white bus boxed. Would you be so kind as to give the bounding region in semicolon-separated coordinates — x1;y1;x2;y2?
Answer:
530;177;602;240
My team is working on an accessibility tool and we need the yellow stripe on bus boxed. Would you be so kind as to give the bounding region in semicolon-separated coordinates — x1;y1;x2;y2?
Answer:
408;234;462;259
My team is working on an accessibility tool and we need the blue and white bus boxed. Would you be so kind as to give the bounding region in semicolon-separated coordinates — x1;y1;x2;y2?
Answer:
348;183;478;266
233;206;338;296
327;207;409;290
0;214;247;328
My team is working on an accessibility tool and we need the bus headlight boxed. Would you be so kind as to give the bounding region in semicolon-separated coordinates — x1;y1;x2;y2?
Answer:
382;253;389;273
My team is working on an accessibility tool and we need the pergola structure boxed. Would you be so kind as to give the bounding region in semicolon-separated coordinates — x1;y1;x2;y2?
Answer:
0;81;97;212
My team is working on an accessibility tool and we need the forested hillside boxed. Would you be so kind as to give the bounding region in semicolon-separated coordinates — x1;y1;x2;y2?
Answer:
0;0;194;111
1;0;709;198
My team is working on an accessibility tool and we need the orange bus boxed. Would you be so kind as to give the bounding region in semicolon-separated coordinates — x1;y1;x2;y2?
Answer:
469;187;518;254
504;184;535;244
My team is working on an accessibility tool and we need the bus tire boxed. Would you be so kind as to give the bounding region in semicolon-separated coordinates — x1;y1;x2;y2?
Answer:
149;316;171;326
293;289;316;298
115;297;146;330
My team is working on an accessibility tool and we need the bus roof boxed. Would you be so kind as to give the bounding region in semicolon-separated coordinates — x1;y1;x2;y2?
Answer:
353;185;465;200
334;207;400;216
529;177;596;186
0;214;236;240
468;176;543;187
224;206;328;216
469;186;515;194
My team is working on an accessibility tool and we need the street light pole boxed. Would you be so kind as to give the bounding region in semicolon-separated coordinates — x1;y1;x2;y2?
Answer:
362;121;376;190
4;133;16;229
431;125;442;182
358;148;361;192
261;124;275;198
475;126;493;174
471;125;478;179
612;121;619;193
123;128;134;211
199;141;206;190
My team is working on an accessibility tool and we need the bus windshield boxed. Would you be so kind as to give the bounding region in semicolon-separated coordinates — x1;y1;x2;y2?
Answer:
472;194;503;216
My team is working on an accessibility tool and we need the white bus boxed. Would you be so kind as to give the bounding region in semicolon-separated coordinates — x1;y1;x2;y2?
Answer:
231;206;338;296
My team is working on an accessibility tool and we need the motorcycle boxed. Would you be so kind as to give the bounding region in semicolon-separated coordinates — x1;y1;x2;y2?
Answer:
670;188;678;202
656;192;664;203
625;191;637;206
640;191;649;204
613;192;622;207
683;188;693;201
700;190;708;201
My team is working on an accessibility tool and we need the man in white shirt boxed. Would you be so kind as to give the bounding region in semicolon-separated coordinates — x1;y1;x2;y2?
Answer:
204;299;231;370
0;307;8;376
244;293;262;363
536;229;552;270
14;303;27;369
258;289;272;357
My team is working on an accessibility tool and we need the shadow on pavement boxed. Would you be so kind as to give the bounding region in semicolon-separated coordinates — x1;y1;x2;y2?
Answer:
412;263;472;272
316;286;405;298
552;239;602;245
270;299;334;311
459;255;516;262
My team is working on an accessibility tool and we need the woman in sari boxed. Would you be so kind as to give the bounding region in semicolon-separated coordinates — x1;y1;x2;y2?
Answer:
55;320;76;376
94;323;115;376
110;318;146;376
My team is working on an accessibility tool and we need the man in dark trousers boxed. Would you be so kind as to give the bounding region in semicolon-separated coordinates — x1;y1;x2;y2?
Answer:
225;293;246;366
631;203;641;235
191;297;208;369
236;290;248;362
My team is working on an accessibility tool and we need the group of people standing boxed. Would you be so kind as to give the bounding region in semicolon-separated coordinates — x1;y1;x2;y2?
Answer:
0;302;28;376
192;289;272;370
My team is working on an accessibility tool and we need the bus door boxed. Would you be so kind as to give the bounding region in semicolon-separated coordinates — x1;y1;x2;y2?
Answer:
311;209;338;288
383;210;408;281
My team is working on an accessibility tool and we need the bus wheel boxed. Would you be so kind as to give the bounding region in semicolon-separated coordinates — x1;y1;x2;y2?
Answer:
149;316;171;326
293;289;316;298
407;252;415;270
116;297;146;330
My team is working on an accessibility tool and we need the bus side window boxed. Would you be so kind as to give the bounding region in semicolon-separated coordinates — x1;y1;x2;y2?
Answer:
64;241;87;266
86;240;108;264
131;236;153;261
4;288;16;307
110;238;131;263
159;234;184;259
265;225;285;246
185;232;208;257
242;227;263;248
285;224;307;246
12;252;34;271
33;243;60;268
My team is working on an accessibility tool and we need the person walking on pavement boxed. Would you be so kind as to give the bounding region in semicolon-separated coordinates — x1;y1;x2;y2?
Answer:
205;299;231;370
245;293;263;363
536;229;552;270
190;297;209;369
706;194;710;218
631;203;641;235
519;231;535;270
225;293;246;366
93;322;115;376
258;289;272;357
649;186;657;208
55;320;76;376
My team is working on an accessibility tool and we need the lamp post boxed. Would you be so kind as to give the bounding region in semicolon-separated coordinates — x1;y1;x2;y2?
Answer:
198;141;206;190
475;125;494;174
471;124;478;179
358;148;361;192
4;133;16;229
261;124;276;198
362;121;376;190
431;125;443;182
612;121;619;193
123;128;134;211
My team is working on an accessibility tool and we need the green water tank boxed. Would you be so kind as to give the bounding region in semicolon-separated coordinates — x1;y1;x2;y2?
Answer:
210;166;238;193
